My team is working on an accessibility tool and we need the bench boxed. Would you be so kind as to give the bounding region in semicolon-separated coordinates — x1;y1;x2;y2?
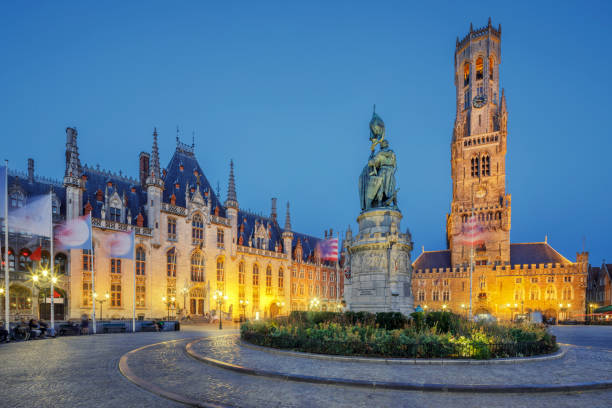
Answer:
141;321;162;332
103;323;126;333
59;323;80;336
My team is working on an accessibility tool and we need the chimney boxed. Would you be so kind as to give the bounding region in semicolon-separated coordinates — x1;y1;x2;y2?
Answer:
27;158;34;183
139;152;150;188
271;197;277;222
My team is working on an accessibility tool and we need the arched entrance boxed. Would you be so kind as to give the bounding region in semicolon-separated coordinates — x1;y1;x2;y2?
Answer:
190;287;205;316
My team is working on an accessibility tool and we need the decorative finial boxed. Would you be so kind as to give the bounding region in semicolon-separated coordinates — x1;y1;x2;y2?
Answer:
373;104;376;115
192;131;195;148
488;17;491;27
470;22;473;32
284;202;291;231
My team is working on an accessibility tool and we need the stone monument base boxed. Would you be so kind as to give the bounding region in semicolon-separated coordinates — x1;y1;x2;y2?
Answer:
344;209;414;315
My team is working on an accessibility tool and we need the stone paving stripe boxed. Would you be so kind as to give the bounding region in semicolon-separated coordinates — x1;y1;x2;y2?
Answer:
185;338;612;394
119;337;233;408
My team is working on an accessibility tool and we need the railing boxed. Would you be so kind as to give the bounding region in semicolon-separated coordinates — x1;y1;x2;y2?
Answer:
238;245;287;259
161;202;187;217
211;215;230;227
92;218;152;236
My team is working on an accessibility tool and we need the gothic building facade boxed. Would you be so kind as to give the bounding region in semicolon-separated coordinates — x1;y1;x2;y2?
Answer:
2;128;342;321
411;20;588;322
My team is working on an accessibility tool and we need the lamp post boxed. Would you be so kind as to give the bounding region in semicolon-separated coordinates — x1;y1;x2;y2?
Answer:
212;290;228;330
94;292;109;321
589;303;596;322
275;301;285;316
461;304;467;318
162;296;176;321
181;286;189;317
239;299;249;322
310;297;320;311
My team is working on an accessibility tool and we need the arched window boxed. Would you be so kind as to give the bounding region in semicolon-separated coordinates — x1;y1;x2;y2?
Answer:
418;290;425;301
432;290;440;301
265;266;272;295
216;257;224;292
192;214;204;245
561;286;573;300
443;290;450;302
252;264;259;286
191;251;204;282
238;262;245;285
136;247;146;275
481;155;490;176
489;56;494;79
82;248;94;271
476;57;484;80
529;286;540;301
545;285;556;300
463;61;470;86
166;248;176;277
18;248;32;271
278;268;284;289
471;157;480;177
514;287;524;301
109;206;121;222
54;253;67;275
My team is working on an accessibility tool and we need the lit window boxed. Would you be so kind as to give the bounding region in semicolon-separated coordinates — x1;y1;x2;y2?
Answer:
464;61;470;86
111;283;121;307
166;248;176;277
191;251;204;282
238;262;245;285
265;266;272;295
489;56;494;79
82;281;92;306
278;268;284;289
216;258;224;292
217;228;224;248
111;258;121;274
192;214;204;245
136;283;146;307
443;290;450;302
476;57;483;80
82;249;94;271
432;291;440;301
136;247;145;276
252;264;259;286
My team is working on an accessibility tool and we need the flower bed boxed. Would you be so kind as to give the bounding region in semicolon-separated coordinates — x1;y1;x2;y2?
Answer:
240;311;558;359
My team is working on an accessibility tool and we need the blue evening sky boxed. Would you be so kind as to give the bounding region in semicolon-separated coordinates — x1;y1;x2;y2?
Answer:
1;1;611;265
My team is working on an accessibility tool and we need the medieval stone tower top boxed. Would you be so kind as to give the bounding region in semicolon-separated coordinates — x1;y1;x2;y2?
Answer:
447;18;511;267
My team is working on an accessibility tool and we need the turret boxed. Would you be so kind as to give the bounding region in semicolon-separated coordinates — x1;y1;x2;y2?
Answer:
224;160;239;256
63;127;85;220
146;128;164;246
282;202;293;258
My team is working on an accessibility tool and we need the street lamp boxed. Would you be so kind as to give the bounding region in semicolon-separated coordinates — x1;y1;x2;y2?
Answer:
310;297;320;311
275;301;285;316
212;290;228;330
94;292;109;321
239;299;249;321
162;296;176;321
181;286;189;316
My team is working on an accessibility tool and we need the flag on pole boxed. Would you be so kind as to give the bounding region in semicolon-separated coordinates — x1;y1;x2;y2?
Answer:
459;215;487;247
56;213;92;250
106;230;134;259
9;194;52;237
0;166;5;217
30;246;42;261
319;237;339;262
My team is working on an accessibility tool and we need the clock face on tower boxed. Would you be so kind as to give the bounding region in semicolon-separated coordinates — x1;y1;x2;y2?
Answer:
473;94;487;108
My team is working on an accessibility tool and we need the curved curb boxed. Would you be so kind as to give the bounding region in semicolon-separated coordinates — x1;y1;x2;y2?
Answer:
240;339;567;365
118;337;232;408
186;338;612;394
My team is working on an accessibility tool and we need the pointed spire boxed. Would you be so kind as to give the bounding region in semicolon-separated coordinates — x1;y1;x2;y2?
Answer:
469;22;473;32
64;127;82;179
284;202;292;231
225;160;238;209
151;128;160;178
488;17;491;27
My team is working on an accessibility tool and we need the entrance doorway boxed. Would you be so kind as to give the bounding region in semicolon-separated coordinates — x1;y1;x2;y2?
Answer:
190;287;205;316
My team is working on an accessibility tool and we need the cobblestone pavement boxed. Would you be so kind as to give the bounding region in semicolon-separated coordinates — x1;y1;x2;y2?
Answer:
2;323;611;408
190;335;611;386
0;324;236;408
550;325;612;350
126;337;612;408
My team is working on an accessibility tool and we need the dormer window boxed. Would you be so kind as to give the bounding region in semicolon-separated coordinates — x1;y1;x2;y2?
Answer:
9;191;24;208
109;206;121;222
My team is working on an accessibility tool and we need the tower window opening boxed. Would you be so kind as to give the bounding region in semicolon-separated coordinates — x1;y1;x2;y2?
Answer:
464;62;470;86
478;115;481;126
481;155;490;176
489;56;494;80
476;57;483;80
464;90;470;110
471;157;480;177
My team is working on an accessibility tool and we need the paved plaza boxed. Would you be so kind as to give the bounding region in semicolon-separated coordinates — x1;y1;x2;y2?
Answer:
0;324;610;408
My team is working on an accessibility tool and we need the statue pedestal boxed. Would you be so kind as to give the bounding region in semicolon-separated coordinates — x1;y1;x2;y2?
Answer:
344;209;414;315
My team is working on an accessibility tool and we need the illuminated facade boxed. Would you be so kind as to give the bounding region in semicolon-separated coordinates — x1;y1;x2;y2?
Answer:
2;129;342;321
411;20;588;322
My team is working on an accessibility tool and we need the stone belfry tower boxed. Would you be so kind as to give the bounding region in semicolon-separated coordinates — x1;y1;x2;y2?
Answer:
446;19;511;267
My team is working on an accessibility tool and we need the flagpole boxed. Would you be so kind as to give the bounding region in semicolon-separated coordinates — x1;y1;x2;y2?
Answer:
4;160;9;332
91;219;96;334
469;189;474;320
49;189;55;334
132;230;136;333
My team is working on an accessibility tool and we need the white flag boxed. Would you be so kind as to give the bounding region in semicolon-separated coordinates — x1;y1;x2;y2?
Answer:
9;194;52;237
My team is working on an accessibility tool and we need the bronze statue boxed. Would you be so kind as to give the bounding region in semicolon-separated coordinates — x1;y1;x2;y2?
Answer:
359;108;399;211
